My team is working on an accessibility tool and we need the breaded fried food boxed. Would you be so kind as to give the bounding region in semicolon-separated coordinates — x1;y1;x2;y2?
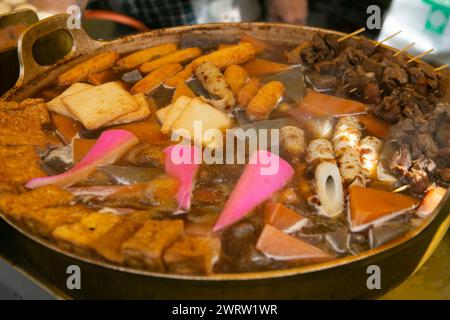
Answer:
191;42;256;70
22;205;91;238
92;218;143;263
237;78;260;107
52;212;122;256
164;63;194;88
224;64;248;95
117;43;178;70
19;99;50;125
122;220;184;271
131;63;183;94
163;236;221;275
246;81;285;120
0;186;73;221
57;51;119;86
0;145;46;191
0;100;20;111
139;48;202;74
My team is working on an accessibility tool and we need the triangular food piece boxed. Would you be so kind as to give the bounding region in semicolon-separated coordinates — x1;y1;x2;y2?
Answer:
264;202;306;233
256;225;333;262
349;186;419;232
297;91;367;117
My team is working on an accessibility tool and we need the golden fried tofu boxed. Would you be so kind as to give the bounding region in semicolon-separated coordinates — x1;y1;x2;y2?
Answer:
22;205;91;238
92;218;143;263
0;111;48;147
0;145;46;191
19;99;50;125
163;236;221;275
0;186;74;221
0;101;20;111
52;212;122;256
122;220;184;271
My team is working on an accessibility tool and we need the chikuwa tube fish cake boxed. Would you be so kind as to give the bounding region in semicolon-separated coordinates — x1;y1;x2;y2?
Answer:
360;136;383;180
246;81;285;120
195;61;235;110
332;116;365;187
306;139;344;218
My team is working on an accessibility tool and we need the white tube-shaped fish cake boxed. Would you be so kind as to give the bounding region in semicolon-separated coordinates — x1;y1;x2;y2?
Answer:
332;116;364;186
195;61;235;111
306;138;344;218
360;136;383;180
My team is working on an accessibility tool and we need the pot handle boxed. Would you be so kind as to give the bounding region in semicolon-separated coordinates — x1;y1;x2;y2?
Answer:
17;13;102;84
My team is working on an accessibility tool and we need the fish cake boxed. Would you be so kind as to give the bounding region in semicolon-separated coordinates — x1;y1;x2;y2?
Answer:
122;220;184;271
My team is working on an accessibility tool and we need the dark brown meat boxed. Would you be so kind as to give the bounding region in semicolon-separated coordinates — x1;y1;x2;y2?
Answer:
390;144;412;176
381;66;408;90
417;133;439;159
123;143;164;167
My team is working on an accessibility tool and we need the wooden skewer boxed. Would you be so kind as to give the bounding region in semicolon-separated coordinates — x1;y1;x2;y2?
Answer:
434;64;448;72
393;42;415;57
337;27;366;42
375;30;402;47
407;49;434;64
343;83;350;89
349;88;358;93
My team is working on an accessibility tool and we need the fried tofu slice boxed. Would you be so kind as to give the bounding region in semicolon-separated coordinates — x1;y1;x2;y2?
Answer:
0;186;73;221
139;48;202;74
131;63;183;94
47;83;94;119
52;212;122;256
19;99;50;125
106;93;151;126
122;219;184;271
163;236;221;275
63;82;139;130
117;43;178;70
57;52;119;86
22;205;91;238
0;111;47;147
0;145;46;191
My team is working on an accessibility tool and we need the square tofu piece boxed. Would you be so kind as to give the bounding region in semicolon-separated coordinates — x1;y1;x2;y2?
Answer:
22;205;91;238
62;82;139;130
47;83;93;118
52;212;122;256
122;220;184;271
163;236;221;275
0;111;48;147
106;93;151;126
0;186;74;221
0;145;46;189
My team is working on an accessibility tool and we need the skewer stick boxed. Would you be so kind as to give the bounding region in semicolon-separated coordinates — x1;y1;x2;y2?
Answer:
434;64;448;72
407;49;434;64
337;27;366;42
343;83;350;89
393;42;415;57
349;88;358;93
375;30;402;47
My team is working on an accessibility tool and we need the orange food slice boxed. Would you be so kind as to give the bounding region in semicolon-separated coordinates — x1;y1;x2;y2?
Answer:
240;35;270;53
73;138;97;163
243;58;292;77
349;186;419;232
358;113;390;139
297;91;367;117
112;120;170;145
416;187;446;218
256;225;333;262
171;81;196;103
50;112;82;144
264;202;306;233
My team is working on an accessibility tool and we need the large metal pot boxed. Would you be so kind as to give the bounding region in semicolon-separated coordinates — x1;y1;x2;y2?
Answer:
1;14;450;299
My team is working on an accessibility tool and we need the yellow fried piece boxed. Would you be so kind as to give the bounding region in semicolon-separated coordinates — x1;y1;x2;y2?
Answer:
224;64;248;95
0;145;46;191
164;63;194;88
22;205;91;238
0;186;73;221
171;81;196;103
237;77;260;107
139;48;202;74
117;43;178;70
191;42;256;70
122;220;184;271
131;63;183;94
58;52;119;86
246;81;285;120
